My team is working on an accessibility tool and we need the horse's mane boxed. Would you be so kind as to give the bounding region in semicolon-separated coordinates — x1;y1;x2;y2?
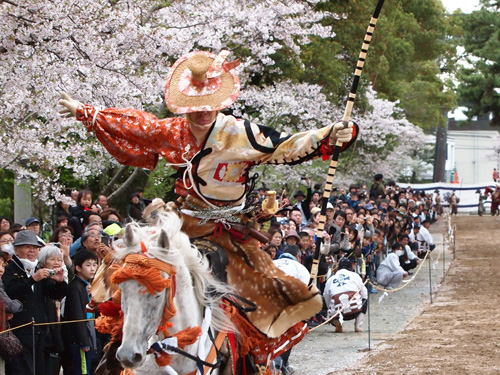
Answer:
114;212;235;333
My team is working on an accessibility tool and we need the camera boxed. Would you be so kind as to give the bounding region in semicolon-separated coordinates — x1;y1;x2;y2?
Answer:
101;234;110;247
328;226;337;236
48;269;56;277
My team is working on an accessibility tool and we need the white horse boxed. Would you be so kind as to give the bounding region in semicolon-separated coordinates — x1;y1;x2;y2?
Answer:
113;212;235;375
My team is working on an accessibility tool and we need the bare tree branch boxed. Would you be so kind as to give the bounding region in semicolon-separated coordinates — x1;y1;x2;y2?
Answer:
107;167;145;203
102;164;131;197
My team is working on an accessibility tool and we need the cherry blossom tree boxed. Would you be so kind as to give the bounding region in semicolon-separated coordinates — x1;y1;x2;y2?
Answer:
238;85;426;190
345;87;427;184
0;0;336;202
0;0;426;204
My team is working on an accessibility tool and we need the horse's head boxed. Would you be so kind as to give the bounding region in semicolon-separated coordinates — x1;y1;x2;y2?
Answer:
115;225;174;369
112;212;235;372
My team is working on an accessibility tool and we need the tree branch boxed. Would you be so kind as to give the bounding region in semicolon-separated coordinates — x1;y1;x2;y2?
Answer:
1;0;20;6
101;164;131;197
142;4;169;25
107;167;145;203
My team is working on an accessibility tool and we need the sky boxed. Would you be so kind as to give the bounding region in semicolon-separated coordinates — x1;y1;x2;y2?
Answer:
440;0;482;120
441;0;481;14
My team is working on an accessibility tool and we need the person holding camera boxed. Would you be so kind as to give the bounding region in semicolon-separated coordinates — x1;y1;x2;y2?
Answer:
49;226;75;282
376;243;408;290
36;245;69;375
2;231;67;375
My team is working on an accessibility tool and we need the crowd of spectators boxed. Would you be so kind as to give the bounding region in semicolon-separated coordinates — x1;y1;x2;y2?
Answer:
258;174;438;328
0;175;440;375
0;187;149;375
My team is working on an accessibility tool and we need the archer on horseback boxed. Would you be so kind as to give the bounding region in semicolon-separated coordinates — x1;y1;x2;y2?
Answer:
59;49;357;370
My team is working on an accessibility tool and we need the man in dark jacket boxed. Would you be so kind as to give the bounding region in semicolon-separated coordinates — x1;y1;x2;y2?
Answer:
2;230;67;375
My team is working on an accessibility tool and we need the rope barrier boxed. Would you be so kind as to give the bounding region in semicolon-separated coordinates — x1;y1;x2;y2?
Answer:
311;221;454;333
0;318;96;335
34;318;96;326
0;321;33;334
429;246;442;262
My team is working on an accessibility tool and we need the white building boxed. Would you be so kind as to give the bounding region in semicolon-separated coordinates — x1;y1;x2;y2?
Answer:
446;111;500;185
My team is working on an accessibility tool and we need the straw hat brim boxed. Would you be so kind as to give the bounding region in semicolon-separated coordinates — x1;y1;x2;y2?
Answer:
165;51;240;114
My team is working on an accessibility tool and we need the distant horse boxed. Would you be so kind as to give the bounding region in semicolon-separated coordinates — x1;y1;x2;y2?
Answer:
111;212;235;375
485;185;500;215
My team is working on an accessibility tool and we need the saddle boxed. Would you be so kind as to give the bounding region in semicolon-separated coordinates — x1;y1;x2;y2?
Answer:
191;237;229;284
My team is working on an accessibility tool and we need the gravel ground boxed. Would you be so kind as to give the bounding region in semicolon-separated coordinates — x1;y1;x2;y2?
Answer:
289;218;451;375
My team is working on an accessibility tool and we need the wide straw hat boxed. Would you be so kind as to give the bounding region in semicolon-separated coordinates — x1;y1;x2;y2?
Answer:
165;50;241;114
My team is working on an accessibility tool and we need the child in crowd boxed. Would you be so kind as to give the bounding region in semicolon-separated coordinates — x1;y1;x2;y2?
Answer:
62;250;98;375
69;190;99;240
71;190;94;219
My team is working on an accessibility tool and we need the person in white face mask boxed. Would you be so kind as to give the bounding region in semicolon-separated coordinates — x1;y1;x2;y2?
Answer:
2;230;66;375
376;243;408;290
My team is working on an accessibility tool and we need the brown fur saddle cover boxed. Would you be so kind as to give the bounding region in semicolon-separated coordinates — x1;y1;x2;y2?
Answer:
181;210;322;338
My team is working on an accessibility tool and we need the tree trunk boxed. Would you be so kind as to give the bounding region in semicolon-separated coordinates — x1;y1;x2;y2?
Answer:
107;167;149;215
102;165;131;197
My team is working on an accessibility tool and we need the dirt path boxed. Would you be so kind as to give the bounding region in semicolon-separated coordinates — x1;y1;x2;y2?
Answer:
329;216;500;375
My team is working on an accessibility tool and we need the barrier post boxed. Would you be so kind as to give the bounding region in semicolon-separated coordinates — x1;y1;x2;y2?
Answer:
442;233;445;276
367;292;371;350
32;318;35;375
453;224;456;260
428;255;433;304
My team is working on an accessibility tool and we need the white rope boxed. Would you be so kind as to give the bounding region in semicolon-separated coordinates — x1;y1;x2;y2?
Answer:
92;106;103;127
162;143;240;212
155;336;179;355
196;307;212;375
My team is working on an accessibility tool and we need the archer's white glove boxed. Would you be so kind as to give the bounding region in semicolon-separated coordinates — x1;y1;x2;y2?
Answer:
58;92;82;118
329;121;354;145
320;237;331;255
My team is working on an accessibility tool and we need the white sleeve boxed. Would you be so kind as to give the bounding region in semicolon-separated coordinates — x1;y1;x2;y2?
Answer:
360;285;368;299
296;263;312;285
405;245;417;260
418;228;433;245
387;253;405;274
